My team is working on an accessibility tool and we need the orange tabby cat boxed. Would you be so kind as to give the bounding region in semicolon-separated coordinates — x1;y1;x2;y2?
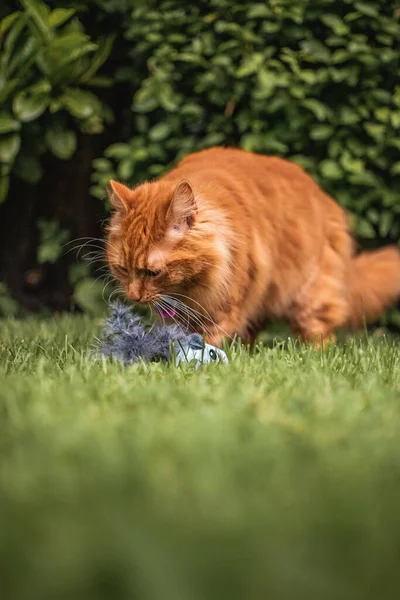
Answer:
106;147;400;346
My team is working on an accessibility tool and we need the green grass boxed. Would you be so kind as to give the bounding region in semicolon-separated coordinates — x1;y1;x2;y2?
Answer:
1;316;400;600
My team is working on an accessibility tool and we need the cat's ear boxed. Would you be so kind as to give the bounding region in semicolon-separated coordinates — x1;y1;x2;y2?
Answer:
169;180;197;230
107;180;131;213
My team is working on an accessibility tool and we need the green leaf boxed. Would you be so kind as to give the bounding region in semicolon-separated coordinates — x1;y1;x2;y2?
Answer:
104;144;131;159
1;13;29;74
92;157;112;172
371;89;391;104
80;114;104;135
68;263;90;287
348;171;379;187
36;34;97;82
0;133;20;164
0;12;21;37
354;2;378;17
59;88;101;119
374;107;390;123
310;125;333;140
332;50;349;64
321;14;349;36
379;211;393;237
240;133;263;152
390;112;400;128
340;106;360;125
237;53;264;78
78;35;115;84
73;277;107;315
117;158;134;181
133;88;159;113
256;70;278;99
357;218;375;239
13;90;49;122
48;8;75;28
364;122;385;142
149;122;171;142
247;4;271;18
45;125;77;160
20;0;50;40
159;85;179;112
328;139;341;158
390;162;400;175
298;70;317;84
37;218;69;264
320;159;342;180
340;151;365;174
0;112;21;134
301;99;331;121
301;40;330;63
180;103;204;118
202;132;226;147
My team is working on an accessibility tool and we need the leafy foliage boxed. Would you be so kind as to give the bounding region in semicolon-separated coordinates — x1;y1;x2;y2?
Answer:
91;0;400;249
0;0;113;201
37;218;69;264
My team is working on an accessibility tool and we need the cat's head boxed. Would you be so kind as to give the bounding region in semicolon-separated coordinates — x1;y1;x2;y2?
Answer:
105;179;222;305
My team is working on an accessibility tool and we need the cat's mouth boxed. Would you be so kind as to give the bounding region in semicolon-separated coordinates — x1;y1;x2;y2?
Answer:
156;306;176;319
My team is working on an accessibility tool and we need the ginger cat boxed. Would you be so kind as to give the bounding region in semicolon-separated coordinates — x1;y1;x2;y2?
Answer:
106;147;400;346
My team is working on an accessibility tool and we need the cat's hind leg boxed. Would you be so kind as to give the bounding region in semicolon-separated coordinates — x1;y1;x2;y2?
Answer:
289;244;351;347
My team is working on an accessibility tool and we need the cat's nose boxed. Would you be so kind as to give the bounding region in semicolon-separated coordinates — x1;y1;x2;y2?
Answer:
127;283;141;302
139;292;152;303
127;285;152;304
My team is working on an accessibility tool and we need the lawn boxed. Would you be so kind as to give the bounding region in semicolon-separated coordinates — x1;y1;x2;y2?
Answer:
1;316;400;600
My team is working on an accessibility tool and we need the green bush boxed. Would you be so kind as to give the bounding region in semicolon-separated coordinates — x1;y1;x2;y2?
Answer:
1;0;399;325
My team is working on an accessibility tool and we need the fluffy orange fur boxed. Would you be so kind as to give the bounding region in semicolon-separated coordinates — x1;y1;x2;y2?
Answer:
106;147;400;346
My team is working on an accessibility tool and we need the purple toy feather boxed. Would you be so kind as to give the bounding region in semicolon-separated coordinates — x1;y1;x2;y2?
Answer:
97;302;192;365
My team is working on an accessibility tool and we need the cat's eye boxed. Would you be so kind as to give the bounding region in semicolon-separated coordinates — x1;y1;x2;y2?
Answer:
138;268;160;278
209;349;217;360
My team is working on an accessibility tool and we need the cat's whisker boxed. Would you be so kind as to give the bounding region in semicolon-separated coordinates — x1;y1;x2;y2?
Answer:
64;237;118;263
162;294;234;342
148;301;156;323
64;236;117;250
161;296;213;332
108;286;124;303
156;296;192;330
80;254;107;267
81;250;105;259
64;240;106;252
101;277;117;302
151;300;170;332
153;300;186;335
93;265;111;277
155;298;190;328
158;297;216;340
168;293;227;332
163;294;215;326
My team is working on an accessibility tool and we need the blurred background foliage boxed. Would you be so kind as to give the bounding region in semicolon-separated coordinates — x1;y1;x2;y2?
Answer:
0;0;399;326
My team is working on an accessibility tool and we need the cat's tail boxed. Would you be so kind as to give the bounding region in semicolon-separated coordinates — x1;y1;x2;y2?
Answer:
347;246;400;329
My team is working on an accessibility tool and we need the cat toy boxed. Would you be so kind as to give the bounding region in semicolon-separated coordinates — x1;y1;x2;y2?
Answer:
97;302;228;367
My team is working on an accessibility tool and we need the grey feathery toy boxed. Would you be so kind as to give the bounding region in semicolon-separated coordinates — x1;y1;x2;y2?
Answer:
97;302;228;367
